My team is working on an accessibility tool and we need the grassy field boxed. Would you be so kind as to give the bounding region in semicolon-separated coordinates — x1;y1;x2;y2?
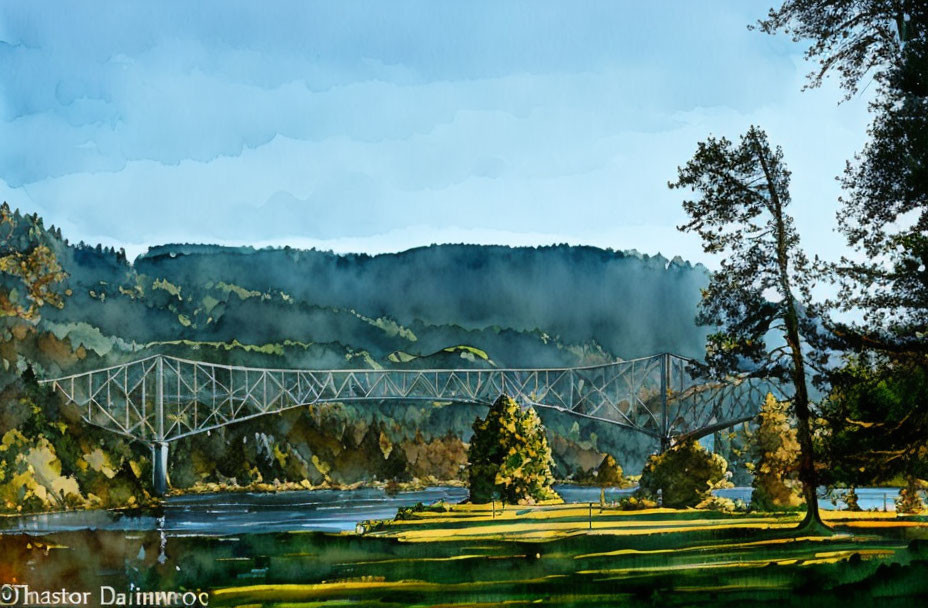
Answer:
6;504;928;607
203;504;928;607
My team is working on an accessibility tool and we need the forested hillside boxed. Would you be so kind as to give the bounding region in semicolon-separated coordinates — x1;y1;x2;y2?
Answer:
1;207;713;509
38;241;710;371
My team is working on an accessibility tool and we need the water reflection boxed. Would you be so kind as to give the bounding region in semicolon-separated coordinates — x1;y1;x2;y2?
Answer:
0;485;903;536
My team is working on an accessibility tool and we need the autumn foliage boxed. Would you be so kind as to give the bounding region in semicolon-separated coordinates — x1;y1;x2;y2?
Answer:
748;393;803;510
0;202;67;321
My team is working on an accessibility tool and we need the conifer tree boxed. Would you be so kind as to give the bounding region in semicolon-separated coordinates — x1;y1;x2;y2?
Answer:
749;393;802;510
670;126;826;530
467;394;557;504
595;454;625;506
0;202;67;321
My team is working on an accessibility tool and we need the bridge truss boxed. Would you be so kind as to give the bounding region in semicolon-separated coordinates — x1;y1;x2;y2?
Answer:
40;353;781;494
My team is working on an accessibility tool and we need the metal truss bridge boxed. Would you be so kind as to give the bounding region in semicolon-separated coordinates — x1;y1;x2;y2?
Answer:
40;353;780;495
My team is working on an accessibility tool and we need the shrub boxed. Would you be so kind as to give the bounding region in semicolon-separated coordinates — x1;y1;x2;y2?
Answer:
695;495;739;512
616;496;658;510
896;478;925;514
394;500;451;521
844;487;861;512
638;439;730;508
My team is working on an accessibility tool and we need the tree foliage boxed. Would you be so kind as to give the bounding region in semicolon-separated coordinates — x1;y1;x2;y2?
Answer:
0;203;67;322
821;356;928;488
833;9;928;355
896;477;925;513
670;125;825;527
762;3;928;355
638;439;730;509
843;487;862;511
749;393;803;510
0;368;151;513
757;1;920;97
467;394;557;504
595;454;625;505
762;1;928;507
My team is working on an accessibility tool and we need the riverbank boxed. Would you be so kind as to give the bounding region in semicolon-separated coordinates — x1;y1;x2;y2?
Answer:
5;497;928;606
0;476;626;516
169;476;467;497
0;477;468;517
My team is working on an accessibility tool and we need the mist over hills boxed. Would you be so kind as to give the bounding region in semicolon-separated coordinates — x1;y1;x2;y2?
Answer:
45;241;711;370
4;209;719;491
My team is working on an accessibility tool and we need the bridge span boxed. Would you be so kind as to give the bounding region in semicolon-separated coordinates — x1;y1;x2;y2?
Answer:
40;353;779;495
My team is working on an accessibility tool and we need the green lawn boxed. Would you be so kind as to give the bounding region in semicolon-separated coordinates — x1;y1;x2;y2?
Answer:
5;505;928;607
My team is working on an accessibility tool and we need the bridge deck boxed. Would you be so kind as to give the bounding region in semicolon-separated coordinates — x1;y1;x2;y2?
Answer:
41;353;778;445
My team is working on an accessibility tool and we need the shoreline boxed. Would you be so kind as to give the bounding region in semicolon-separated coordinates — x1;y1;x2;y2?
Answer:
0;482;904;519
167;477;468;497
0;479;625;519
0;478;470;519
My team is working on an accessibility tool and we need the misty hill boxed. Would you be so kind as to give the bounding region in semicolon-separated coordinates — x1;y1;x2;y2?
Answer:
3;209;718;491
42;242;710;371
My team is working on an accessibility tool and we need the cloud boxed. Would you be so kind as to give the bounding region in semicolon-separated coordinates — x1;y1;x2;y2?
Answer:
0;1;872;267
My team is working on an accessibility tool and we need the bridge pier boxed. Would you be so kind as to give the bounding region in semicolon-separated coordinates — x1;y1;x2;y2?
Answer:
152;442;169;497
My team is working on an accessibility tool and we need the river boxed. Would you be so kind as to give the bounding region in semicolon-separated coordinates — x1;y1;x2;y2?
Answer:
0;485;901;536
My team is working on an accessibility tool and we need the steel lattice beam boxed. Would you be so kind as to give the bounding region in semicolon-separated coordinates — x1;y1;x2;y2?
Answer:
40;353;782;445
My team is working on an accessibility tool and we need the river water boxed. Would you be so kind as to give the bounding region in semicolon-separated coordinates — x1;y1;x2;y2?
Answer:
0;485;901;536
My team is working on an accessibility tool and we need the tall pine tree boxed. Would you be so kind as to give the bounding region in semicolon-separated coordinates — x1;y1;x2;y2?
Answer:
670;126;826;530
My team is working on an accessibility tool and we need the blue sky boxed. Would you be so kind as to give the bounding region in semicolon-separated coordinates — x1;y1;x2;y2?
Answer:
0;1;871;265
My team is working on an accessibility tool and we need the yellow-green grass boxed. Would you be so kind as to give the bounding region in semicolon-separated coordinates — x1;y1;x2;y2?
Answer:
7;505;928;608
361;502;917;543
201;506;928;606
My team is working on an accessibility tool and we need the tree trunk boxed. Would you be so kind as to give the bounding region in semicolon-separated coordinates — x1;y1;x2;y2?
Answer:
754;133;827;533
792;373;826;530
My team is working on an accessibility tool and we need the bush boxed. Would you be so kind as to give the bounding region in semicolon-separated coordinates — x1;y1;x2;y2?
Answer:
616;496;658;510
638;439;730;508
695;495;740;512
394;500;451;521
844;487;861;512
467;394;557;504
897;478;925;514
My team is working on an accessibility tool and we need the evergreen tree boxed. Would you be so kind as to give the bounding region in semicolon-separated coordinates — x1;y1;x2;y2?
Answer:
467;394;557;504
762;1;928;507
821;356;928;496
760;2;927;356
749;393;802;510
0;203;69;391
896;478;925;513
844;487;861;512
670;126;826;530
595;454;625;505
831;8;928;357
758;1;920;97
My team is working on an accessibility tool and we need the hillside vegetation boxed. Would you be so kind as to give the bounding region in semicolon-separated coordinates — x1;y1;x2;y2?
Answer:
1;208;713;507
